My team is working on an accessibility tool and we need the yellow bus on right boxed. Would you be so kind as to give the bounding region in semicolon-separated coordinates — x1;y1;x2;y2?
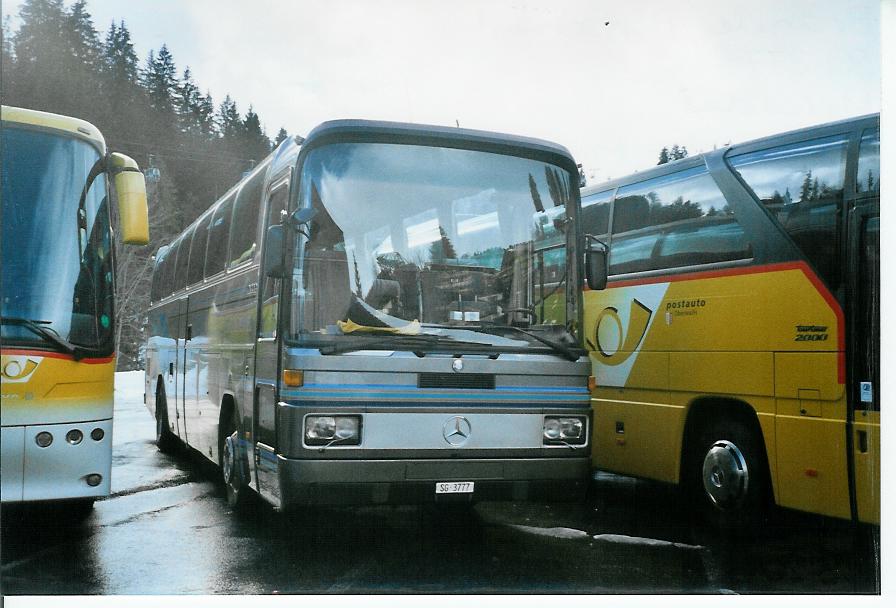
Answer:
581;113;879;527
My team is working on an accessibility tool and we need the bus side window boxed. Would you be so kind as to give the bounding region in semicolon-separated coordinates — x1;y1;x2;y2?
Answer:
856;128;880;195
173;228;195;293
188;214;211;286
729;133;848;291
160;240;180;299
581;190;612;239
259;183;289;338
229;168;265;267
151;251;166;302
205;195;234;278
609;167;751;275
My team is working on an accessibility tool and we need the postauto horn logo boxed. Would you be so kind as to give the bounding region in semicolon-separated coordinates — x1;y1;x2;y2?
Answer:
1;355;43;383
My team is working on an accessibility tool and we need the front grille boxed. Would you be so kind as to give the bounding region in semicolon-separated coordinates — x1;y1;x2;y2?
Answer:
418;373;495;390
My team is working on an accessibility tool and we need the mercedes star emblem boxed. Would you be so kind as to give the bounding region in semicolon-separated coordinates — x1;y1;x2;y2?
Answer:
442;416;472;446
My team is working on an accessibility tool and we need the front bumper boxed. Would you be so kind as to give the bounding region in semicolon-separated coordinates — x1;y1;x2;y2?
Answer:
1;418;112;503
276;455;590;506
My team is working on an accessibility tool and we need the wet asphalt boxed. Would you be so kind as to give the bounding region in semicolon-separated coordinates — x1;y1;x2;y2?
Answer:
0;377;881;595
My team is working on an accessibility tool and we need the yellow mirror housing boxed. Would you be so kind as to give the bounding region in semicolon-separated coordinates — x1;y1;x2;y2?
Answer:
109;152;149;245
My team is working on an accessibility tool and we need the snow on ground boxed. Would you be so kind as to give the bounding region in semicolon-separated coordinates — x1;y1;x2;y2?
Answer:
507;524;590;540
591;533;703;551
114;369;146;403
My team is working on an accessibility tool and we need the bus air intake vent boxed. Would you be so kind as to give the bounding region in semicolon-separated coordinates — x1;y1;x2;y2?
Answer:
418;373;495;390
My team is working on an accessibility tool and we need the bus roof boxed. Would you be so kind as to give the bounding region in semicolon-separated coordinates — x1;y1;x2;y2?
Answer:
1;105;106;149
581;112;879;197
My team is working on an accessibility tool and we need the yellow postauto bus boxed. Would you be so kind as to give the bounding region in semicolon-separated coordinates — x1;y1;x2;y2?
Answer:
581;114;879;526
1;106;149;510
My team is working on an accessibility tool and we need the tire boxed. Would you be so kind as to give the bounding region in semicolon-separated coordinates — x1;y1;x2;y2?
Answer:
155;385;178;454
220;407;251;510
63;498;95;521
688;417;769;531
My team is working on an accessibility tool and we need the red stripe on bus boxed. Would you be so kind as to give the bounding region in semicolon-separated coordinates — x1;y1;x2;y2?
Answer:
605;261;846;384
0;349;115;365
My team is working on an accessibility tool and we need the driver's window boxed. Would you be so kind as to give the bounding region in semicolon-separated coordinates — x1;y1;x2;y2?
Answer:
259;183;289;338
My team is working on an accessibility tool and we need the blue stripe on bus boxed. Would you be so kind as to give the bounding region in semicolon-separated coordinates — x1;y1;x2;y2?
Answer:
297;382;588;394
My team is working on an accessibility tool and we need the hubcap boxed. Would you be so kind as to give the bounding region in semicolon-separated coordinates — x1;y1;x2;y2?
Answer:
701;439;749;509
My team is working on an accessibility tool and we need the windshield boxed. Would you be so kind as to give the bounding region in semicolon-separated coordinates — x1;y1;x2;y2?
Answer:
1;124;113;353
288;142;579;353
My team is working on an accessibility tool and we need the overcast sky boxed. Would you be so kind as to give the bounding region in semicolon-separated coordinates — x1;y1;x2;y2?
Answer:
3;0;882;183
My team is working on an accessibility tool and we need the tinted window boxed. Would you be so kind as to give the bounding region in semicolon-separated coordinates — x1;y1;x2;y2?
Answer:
151;249;168;302
229;168;265;266
205;194;234;277
609;167;750;275
160;240;180;296
173;229;195;292
856;128;880;194
581;189;612;236
188;214;211;285
730;134;848;289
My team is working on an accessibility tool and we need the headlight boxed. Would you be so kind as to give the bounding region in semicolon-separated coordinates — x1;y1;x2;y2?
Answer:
305;415;362;446
543;416;586;445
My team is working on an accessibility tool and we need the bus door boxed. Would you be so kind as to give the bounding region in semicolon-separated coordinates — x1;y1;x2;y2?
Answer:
173;296;190;444
847;202;879;523
182;295;203;455
252;180;289;502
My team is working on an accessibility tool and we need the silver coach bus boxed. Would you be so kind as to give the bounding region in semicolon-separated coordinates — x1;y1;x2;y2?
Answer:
145;120;592;511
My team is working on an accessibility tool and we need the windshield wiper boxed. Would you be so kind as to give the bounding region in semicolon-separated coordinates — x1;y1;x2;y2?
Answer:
0;317;84;359
315;333;493;356
473;324;583;362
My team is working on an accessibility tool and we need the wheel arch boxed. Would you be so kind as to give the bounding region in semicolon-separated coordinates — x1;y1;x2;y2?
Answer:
680;396;776;502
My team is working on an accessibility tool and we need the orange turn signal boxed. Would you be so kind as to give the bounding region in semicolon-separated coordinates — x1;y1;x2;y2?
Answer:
587;375;597;392
282;369;304;387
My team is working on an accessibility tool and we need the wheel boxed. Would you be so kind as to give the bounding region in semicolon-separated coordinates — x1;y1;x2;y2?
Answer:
62;498;95;521
220;407;251;510
155;385;178;453
689;418;769;531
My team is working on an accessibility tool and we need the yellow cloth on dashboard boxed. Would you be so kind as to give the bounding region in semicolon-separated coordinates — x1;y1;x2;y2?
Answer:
337;318;421;335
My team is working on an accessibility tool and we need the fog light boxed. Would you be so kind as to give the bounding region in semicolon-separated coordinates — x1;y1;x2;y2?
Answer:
66;429;84;445
91;428;105;441
35;431;53;448
86;474;102;487
305;415;361;446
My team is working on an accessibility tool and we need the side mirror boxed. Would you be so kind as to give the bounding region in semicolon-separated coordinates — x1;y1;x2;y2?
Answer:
109;153;149;245
584;240;608;291
263;224;286;278
290;206;317;228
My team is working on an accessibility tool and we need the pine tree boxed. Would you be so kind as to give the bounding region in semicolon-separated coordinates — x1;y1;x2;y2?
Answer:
273;127;290;149
242;105;271;163
102;20;139;83
528;173;544;213
142;44;178;116
217;94;243;139
657;147;670;165
799;171;813;202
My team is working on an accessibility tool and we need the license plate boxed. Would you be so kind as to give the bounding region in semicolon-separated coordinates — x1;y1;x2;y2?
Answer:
435;481;475;494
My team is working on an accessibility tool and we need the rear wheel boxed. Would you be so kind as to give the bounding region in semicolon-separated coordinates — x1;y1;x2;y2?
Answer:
221;407;251;510
155;385;178;453
688;417;769;531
